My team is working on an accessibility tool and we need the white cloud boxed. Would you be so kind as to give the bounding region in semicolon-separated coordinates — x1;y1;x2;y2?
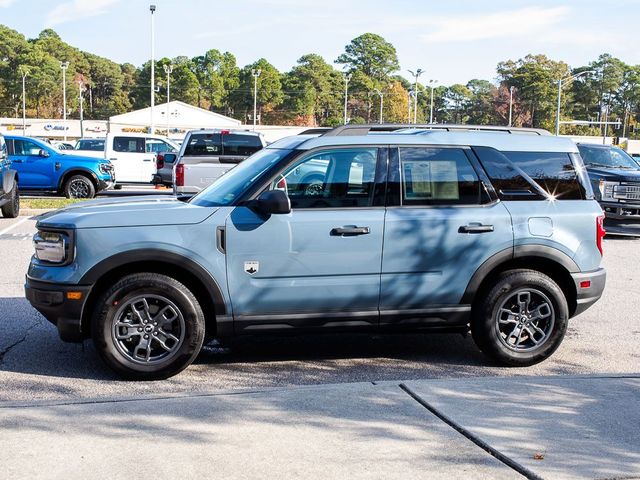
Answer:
0;0;16;7
422;6;570;43
46;0;121;26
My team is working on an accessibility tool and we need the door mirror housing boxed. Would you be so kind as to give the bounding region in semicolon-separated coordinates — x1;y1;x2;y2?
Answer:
164;153;177;163
38;149;50;158
251;189;291;216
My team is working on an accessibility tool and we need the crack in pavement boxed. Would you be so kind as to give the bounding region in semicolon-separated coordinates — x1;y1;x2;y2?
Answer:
0;320;42;366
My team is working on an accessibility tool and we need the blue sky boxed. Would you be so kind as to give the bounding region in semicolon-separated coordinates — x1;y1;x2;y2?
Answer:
2;0;640;85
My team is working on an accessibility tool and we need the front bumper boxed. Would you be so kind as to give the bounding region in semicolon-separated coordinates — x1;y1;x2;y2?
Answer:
25;277;92;342
600;201;640;235
571;268;606;317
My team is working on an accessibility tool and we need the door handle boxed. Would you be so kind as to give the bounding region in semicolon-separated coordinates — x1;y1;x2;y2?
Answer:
143;158;153;162
459;224;494;234
12;159;23;163
330;226;370;236
109;158;117;161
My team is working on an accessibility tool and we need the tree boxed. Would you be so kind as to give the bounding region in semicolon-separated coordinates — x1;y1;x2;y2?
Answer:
336;33;399;80
229;59;283;124
191;49;239;111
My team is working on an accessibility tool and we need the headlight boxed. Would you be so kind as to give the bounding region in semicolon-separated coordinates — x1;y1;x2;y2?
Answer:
599;180;618;201
33;231;71;264
99;163;113;175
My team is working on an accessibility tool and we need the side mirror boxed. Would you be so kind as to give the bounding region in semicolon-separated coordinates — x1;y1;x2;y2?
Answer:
251;189;291;216
164;153;177;163
38;149;49;158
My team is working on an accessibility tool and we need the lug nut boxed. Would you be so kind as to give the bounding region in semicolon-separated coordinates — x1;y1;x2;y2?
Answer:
137;328;143;332
144;334;149;339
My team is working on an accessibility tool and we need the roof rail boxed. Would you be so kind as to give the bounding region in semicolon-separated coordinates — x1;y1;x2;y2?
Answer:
298;127;332;135
322;124;551;137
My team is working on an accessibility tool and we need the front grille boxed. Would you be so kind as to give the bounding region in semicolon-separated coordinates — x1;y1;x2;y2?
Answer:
614;183;640;201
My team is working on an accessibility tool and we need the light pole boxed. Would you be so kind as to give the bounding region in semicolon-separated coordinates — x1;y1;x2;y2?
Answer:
77;80;85;139
407;90;413;123
19;67;28;134
372;88;384;124
163;63;174;136
150;4;156;134
428;80;437;124
508;86;514;127
408;68;423;123
251;68;261;131
60;61;69;140
343;73;351;124
555;70;592;136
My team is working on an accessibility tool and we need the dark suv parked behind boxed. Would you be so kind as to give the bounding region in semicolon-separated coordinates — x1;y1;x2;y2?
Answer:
577;143;640;235
0;133;19;218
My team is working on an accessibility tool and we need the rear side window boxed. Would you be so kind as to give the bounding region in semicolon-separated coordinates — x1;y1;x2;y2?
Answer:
223;134;263;156
399;147;487;205
184;133;222;156
474;147;586;200
113;137;145;153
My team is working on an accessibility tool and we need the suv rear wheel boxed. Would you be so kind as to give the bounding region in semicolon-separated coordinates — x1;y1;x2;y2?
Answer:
472;269;568;366
1;181;19;218
92;273;205;380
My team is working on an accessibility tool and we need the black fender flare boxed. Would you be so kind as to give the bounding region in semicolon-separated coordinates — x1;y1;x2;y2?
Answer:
461;245;579;304
80;249;227;316
2;169;17;194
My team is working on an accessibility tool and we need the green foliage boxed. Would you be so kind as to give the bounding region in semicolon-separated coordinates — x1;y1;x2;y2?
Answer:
336;33;400;80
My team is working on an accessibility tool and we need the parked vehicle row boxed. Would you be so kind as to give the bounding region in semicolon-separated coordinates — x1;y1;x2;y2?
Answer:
0;133;20;218
25;124;606;380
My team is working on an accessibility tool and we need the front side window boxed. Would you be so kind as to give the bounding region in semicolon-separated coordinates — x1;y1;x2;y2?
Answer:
146;139;176;153
399;147;485;205
269;148;378;209
113;137;145;153
12;139;42;156
223;134;263;156
184;133;222;156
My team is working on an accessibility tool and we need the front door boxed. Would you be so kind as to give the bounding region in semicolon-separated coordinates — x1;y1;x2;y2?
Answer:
110;136;152;183
379;146;513;326
225;147;386;333
10;139;54;188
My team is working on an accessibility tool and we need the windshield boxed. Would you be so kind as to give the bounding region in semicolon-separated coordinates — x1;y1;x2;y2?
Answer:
190;148;294;207
578;145;639;170
76;139;105;151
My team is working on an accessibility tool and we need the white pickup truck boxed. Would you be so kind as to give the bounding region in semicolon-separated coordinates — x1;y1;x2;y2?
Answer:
69;133;179;184
173;129;266;194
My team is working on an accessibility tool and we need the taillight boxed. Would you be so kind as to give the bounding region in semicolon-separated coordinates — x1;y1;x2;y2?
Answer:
175;164;184;187
157;153;164;170
276;177;287;190
596;215;605;256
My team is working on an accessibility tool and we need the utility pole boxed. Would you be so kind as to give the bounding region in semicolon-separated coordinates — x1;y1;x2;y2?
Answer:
77;80;85;139
555;70;592;135
508;86;514;127
251;68;261;131
343;73;351;125
19;67;28;135
408;68;423;123
428;80;437;124
163;63;174;136
60;61;69;141
150;4;156;134
372;88;384;124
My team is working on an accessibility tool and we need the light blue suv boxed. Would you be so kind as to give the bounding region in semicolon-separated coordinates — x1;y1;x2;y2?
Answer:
25;125;607;379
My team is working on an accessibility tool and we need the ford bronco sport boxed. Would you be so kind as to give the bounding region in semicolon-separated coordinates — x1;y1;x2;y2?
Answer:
25;124;606;379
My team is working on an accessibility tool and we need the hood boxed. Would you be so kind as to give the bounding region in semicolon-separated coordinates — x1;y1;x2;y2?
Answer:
61;150;105;160
586;166;640;182
37;196;217;229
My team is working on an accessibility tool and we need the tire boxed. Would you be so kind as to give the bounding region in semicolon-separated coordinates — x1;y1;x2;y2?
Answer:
91;273;206;380
1;181;19;218
64;174;95;199
471;269;569;367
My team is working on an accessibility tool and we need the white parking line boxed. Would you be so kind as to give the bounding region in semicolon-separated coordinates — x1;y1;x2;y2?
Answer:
0;217;30;236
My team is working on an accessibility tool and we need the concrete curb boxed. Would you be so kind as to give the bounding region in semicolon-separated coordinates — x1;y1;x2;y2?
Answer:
19;208;54;217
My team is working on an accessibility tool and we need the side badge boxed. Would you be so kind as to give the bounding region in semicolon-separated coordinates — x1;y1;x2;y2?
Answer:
244;261;259;275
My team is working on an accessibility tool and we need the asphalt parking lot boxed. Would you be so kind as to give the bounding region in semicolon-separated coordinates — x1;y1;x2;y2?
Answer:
1;215;638;404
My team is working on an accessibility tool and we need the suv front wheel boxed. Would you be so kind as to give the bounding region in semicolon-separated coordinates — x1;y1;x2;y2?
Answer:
472;269;569;366
92;273;206;380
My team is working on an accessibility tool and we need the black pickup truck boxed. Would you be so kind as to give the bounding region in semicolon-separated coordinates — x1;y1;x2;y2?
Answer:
0;133;20;218
578;143;640;235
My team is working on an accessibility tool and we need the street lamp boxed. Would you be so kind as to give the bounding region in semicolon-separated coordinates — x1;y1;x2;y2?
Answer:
150;4;156;134
343;73;351;125
407;90;414;123
251;68;261;131
77;80;85;139
408;68;424;123
555;70;592;136
428;80;437;124
60;61;69;141
19;67;28;135
372;88;384;124
163;63;174;136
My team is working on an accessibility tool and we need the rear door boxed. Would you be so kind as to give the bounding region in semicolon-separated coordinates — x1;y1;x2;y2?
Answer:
9;139;54;188
110;136;151;183
379;146;513;327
